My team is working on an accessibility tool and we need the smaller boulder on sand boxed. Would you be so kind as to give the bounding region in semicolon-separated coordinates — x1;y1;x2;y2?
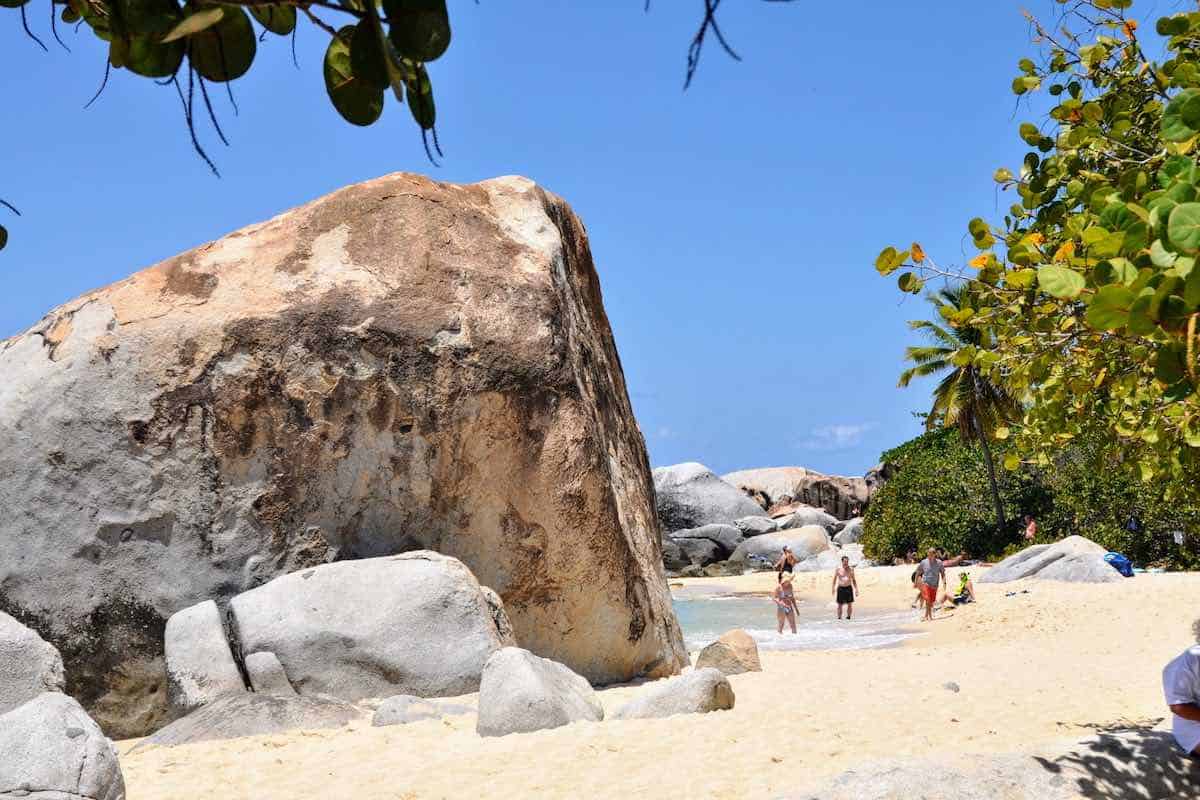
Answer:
611;668;735;720
136;692;363;748
0;692;125;800
372;695;476;727
0;611;65;715
979;536;1121;584
695;630;761;676
476;647;603;737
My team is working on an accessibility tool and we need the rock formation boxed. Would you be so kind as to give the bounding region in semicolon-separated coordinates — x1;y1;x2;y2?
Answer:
723;466;875;520
653;463;768;532
476;647;603;737
978;536;1121;584
0;693;126;800
694;629;761;676
610;667;734;720
0;611;65;715
730;525;831;564
230;553;511;701
0;173;686;735
136;693;363;748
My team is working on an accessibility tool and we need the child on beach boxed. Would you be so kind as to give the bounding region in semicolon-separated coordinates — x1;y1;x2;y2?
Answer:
774;575;797;634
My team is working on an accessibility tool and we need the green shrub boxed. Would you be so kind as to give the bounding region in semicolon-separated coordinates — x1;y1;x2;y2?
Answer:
862;428;1200;569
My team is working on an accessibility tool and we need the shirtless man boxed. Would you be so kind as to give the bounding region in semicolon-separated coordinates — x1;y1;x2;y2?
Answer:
832;555;859;620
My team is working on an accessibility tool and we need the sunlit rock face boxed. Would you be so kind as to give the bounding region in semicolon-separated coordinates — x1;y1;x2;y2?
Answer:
0;173;686;737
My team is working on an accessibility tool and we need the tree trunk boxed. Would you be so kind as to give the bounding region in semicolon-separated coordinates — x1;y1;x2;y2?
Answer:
968;369;1006;539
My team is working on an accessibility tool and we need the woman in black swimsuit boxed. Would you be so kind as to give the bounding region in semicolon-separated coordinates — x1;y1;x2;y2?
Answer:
774;546;798;582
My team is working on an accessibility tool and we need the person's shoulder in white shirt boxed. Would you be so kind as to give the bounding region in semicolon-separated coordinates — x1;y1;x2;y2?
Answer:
1163;644;1200;754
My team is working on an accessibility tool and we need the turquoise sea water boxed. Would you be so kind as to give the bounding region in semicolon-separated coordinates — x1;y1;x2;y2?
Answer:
672;594;920;653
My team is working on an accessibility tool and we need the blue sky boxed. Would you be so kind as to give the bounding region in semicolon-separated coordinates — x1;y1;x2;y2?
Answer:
0;1;1104;476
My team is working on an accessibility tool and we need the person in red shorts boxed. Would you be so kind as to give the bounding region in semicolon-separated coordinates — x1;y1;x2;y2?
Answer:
914;547;946;622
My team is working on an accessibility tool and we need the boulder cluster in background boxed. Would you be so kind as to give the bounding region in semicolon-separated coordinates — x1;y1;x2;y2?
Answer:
979;536;1123;584
655;462;882;577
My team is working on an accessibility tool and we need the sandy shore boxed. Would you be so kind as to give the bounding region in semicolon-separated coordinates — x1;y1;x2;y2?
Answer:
120;564;1195;799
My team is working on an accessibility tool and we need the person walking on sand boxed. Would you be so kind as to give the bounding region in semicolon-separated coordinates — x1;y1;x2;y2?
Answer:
774;575;798;634
915;547;946;622
775;546;798;583
832;555;859;620
1163;619;1200;756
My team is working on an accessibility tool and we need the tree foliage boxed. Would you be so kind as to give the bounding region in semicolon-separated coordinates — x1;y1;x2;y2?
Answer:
861;426;1200;569
877;0;1200;503
1;0;798;250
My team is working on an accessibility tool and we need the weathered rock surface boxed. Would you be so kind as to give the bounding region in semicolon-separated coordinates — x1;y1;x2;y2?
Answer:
231;552;508;701
0;611;65;716
833;517;864;545
653;463;766;532
694;630;761;675
723;466;873;520
669;524;745;557
790;724;1200;800
244;652;295;696
0;173;685;735
672;537;723;567
733;516;777;537
776;505;839;533
0;692;125;800
136;692;362;748
978;536;1120;584
164;600;245;716
476;647;603;737
611;667;735;720
730;526;830;564
661;538;690;572
372;694;475;727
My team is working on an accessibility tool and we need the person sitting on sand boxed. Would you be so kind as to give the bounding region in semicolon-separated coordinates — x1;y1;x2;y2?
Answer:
915;547;946;622
774;575;798;634
832;555;859;620
1163;619;1200;756
941;571;976;607
775;546;798;582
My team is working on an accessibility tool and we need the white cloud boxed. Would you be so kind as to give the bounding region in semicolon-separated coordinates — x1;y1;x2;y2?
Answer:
799;422;876;451
656;426;675;439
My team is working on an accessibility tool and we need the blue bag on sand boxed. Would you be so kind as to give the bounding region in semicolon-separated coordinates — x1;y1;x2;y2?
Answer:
1104;552;1134;577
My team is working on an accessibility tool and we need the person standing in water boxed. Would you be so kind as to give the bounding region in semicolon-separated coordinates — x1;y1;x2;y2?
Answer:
774;575;797;634
832;555;859;620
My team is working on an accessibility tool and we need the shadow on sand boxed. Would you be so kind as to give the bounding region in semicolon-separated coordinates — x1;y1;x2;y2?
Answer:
1034;721;1200;800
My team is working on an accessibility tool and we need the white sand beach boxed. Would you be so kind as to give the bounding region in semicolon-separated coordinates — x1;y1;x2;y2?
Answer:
118;564;1197;799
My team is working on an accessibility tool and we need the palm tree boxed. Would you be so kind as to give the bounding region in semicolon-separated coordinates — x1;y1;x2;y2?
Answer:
899;285;1021;539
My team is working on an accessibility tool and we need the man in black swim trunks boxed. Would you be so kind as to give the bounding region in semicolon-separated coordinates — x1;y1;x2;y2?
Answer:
832;555;859;620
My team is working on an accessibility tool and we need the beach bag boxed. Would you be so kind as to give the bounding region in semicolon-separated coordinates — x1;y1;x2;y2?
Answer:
1104;552;1134;577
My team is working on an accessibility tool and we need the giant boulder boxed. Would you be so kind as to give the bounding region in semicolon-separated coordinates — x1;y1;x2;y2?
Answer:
164;600;246;715
0;693;125;800
723;466;873;519
231;552;509;701
669;524;745;558
0;173;686;735
653;463;767;532
978;536;1120;584
0;611;65;716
